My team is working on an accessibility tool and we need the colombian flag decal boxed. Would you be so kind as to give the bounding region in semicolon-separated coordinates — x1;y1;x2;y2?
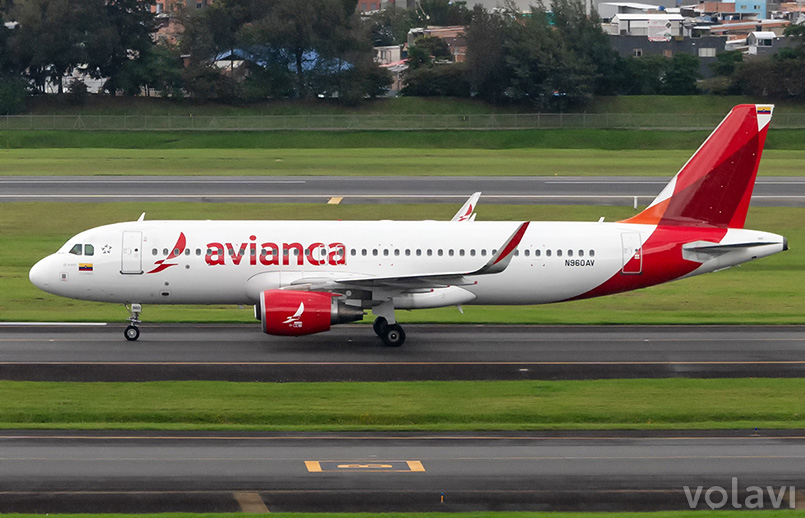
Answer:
78;263;93;272
757;106;772;114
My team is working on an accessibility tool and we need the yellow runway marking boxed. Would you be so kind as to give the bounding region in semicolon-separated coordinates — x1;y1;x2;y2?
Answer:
233;492;270;513
327;196;343;204
305;460;425;472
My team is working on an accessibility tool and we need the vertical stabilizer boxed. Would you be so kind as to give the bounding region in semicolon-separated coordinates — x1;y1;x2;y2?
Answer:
622;104;773;228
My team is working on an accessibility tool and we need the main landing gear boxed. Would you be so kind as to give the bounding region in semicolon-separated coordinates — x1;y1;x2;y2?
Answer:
124;303;142;341
373;317;406;347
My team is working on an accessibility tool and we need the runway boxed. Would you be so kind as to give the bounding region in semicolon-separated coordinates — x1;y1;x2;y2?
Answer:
1;324;804;381
2;175;805;206
1;430;803;513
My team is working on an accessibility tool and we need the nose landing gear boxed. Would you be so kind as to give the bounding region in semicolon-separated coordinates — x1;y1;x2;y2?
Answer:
124;303;142;341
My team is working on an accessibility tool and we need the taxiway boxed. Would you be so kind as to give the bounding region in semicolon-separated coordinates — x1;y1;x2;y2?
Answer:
1;324;803;381
2;175;805;205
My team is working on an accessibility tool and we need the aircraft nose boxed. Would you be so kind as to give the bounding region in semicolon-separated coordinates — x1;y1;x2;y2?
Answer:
29;257;51;290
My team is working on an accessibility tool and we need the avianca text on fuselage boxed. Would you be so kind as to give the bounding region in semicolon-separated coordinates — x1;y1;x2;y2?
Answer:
202;236;346;267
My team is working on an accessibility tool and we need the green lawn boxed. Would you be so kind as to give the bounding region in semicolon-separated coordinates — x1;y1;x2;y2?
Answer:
1;378;804;430
4;513;805;518
20;94;805;116
2;203;801;325
0;147;801;176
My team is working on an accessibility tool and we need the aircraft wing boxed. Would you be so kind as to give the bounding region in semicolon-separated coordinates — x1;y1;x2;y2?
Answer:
286;222;529;291
451;192;481;222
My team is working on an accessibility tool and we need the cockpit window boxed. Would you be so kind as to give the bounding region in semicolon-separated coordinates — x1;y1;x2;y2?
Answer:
69;244;82;255
84;244;94;256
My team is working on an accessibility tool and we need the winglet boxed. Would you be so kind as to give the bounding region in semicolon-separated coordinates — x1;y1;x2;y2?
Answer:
471;222;529;275
452;192;481;222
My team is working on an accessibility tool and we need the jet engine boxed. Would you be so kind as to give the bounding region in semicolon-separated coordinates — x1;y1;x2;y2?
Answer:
256;289;364;336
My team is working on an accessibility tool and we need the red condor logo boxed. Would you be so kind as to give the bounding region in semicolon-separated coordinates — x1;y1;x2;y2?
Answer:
205;236;346;267
147;233;186;274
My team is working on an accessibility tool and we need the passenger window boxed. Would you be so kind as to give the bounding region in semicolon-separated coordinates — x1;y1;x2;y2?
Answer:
84;244;94;256
362;249;367;256
459;250;465;256
568;250;573;257
437;249;443;257
405;249;411;256
470;250;476;257
152;248;158;256
535;249;541;257
590;250;595;257
196;249;202;256
69;244;82;255
394;249;400;256
427;249;433;256
163;248;169;255
383;249;389;257
547;250;552;257
350;249;356;256
481;249;487;256
416;249;422;256
373;249;378;256
557;250;563;257
515;250;520;256
524;250;530;257
186;249;191;256
579;250;584;257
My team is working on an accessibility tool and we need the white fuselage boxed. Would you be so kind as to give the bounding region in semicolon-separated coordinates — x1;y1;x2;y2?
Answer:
29;219;785;307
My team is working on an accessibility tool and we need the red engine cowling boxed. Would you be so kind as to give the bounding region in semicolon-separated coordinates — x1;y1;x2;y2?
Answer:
258;290;363;336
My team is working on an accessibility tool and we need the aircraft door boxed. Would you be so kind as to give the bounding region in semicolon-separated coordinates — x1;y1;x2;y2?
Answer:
121;231;143;274
621;232;642;275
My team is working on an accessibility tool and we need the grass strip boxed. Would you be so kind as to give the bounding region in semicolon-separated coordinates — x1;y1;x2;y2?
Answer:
0;379;804;431
3;513;805;518
0;147;801;177
1;130;804;152
19;93;805;116
2;203;801;325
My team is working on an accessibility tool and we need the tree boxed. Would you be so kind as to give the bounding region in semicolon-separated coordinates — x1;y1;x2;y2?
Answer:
9;0;86;93
710;50;743;77
402;63;470;97
416;0;470;26
661;53;699;95
465;4;510;102
86;0;157;95
368;5;417;46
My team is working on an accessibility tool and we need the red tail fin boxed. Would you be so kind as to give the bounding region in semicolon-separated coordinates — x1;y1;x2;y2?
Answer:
622;104;773;228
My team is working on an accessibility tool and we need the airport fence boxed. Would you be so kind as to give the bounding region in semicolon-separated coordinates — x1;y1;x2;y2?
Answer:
2;112;805;131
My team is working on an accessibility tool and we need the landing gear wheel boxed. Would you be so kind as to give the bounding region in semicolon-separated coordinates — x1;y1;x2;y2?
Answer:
124;325;140;341
373;317;389;336
381;323;405;347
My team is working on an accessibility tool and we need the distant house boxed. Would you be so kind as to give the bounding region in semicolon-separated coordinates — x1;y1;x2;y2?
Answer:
597;2;664;21
603;13;685;36
374;45;403;65
746;30;782;53
406;26;467;63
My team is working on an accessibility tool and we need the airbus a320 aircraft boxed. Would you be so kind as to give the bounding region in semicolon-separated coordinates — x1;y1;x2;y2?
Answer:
29;105;787;347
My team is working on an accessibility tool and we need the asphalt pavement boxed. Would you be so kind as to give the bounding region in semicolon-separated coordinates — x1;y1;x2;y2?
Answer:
2;175;805;205
1;430;803;513
1;324;804;381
